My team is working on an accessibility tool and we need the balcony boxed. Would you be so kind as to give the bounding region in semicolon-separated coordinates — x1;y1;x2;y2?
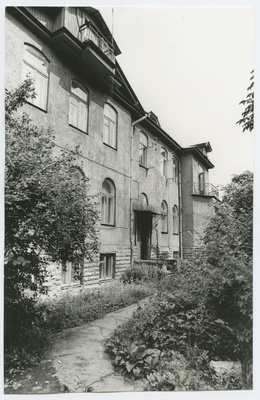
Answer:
193;182;219;199
79;21;115;64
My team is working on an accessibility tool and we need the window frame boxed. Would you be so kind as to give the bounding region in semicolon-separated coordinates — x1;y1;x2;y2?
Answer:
69;79;89;133
161;200;168;234
139;132;148;168
99;253;115;280
61;260;83;287
103;103;118;149
160;148;168;177
101;178;116;226
22;43;50;112
198;165;205;194
172;205;179;235
140;192;148;209
172;156;178;183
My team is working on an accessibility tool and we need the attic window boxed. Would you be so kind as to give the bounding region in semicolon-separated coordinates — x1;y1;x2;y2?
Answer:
149;111;160;127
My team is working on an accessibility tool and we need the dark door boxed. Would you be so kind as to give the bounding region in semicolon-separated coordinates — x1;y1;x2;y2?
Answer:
136;212;152;260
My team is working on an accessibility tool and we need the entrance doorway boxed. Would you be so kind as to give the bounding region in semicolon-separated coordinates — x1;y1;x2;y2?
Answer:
135;211;152;260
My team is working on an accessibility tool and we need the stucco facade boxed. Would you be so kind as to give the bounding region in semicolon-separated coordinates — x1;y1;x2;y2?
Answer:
5;6;219;294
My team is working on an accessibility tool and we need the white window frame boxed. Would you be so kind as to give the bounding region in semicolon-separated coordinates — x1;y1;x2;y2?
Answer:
22;44;49;111
172;156;178;183
139;132;148;167
100;254;115;280
69;80;89;133
161;201;168;233
173;205;179;234
101;179;115;225
103;103;117;149
160;148;168;177
61;260;83;286
198;165;205;194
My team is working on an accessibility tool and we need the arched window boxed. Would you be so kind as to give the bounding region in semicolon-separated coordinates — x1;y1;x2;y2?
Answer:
101;179;115;225
69;80;89;132
173;205;179;234
103;103;117;149
161;201;168;233
22;44;49;110
140;193;148;209
139;132;148;167
160;148;168;177
172;156;178;183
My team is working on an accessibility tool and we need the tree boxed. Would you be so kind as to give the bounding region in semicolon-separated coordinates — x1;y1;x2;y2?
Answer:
236;70;254;132
5;80;99;348
201;171;253;380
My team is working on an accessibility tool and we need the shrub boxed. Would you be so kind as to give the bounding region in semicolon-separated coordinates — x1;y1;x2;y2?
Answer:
120;263;165;285
5;281;152;372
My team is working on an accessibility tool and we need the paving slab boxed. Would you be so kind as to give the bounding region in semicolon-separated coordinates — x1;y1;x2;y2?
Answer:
50;299;148;393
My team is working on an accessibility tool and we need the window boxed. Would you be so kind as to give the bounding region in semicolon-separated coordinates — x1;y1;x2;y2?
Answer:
160;148;168;177
100;254;115;280
198;165;205;194
69;80;89;132
139;132;148;167
140;193;148;209
172;156;178;183
101;179;115;225
103;103;117;148
69;167;85;185
61;260;83;285
173;205;179;234
161;201;168;233
22;44;49;110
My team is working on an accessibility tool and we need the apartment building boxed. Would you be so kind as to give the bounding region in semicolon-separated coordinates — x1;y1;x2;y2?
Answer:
5;6;219;293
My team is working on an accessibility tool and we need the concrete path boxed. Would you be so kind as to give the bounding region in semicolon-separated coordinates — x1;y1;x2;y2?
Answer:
50;300;148;393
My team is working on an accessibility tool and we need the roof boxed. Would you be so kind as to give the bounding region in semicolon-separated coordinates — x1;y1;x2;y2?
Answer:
188;142;212;153
182;145;214;169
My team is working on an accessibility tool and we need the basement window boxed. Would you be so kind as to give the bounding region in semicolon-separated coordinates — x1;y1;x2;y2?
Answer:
100;254;115;280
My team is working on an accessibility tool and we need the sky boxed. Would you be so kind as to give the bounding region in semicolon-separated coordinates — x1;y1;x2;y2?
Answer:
99;6;255;188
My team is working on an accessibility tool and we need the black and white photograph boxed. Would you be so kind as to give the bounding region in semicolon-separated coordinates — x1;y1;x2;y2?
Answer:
2;0;259;398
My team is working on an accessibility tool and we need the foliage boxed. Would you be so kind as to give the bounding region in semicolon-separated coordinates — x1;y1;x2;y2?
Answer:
5;80;99;352
236;70;254;132
105;293;244;391
105;171;253;390
120;263;165;285
41;282;152;333
4;281;151;371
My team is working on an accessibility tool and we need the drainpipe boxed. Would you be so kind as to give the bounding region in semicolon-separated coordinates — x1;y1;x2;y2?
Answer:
178;160;183;258
130;113;149;268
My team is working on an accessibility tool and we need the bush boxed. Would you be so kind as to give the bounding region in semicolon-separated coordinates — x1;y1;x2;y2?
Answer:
120;263;165;285
105;287;248;388
5;281;152;372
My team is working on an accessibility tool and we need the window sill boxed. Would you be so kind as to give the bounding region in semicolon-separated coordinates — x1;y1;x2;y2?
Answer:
161;231;168;235
69;123;88;134
173;233;179;236
103;142;117;151
26;100;48;113
101;223;116;227
99;278;115;283
139;164;148;170
61;283;82;289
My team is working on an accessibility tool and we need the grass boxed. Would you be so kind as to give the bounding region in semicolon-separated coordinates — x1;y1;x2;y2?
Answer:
5;279;153;373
